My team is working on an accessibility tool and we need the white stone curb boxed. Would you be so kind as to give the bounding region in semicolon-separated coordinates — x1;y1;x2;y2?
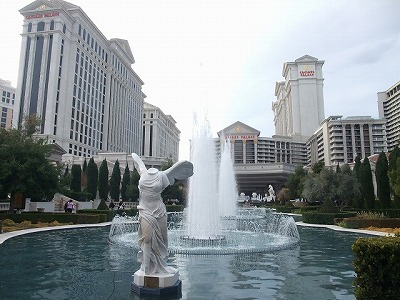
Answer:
296;221;395;237
0;222;112;245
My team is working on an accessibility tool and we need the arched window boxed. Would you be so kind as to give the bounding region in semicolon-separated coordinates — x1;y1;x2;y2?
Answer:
50;20;54;30
37;21;45;32
63;24;66;34
28;22;32;32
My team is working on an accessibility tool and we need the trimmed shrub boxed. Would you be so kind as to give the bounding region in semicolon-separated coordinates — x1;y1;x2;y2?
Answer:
319;199;339;213
302;211;356;225
352;236;400;299
296;206;319;213
273;206;295;213
77;209;112;221
341;217;400;229
97;199;109;210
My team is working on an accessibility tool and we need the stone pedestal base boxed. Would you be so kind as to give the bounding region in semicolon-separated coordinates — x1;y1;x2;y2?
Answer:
131;269;181;296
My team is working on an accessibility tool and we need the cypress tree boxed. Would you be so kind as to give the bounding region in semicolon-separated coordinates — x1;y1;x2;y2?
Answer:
109;160;121;201
70;164;82;193
375;151;391;208
81;159;87;191
60;165;71;193
388;146;400;207
127;168;140;202
353;155;364;208
388;146;400;171
360;157;375;209
98;158;109;201
121;164;130;201
389;158;400;200
86;158;98;200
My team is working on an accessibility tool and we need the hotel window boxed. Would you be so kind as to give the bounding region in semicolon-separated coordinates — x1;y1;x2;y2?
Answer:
234;140;244;163
37;21;45;32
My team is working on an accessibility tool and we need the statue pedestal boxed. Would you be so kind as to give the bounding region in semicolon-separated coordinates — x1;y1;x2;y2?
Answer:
131;269;181;296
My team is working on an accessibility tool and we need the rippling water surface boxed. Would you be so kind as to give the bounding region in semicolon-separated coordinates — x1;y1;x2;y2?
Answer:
0;226;365;300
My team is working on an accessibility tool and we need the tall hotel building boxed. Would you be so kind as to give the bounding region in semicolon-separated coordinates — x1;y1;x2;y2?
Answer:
378;80;400;151
273;55;325;142
307;116;387;166
142;102;180;164
0;79;16;129
13;0;145;157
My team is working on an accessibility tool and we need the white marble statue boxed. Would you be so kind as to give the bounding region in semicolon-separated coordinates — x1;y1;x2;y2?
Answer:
268;185;275;197
132;153;193;275
268;184;276;202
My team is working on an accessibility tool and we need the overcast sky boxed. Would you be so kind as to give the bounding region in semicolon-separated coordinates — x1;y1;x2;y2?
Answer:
1;0;399;160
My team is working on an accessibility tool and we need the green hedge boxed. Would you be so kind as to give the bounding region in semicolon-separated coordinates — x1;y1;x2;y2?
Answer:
75;205;185;223
166;205;184;212
0;212;105;224
352;236;400;299
341;218;400;229
302;211;356;225
295;206;320;213
78;209;117;221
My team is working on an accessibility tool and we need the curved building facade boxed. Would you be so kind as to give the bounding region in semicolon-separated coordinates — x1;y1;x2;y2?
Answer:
215;121;307;194
13;0;145;157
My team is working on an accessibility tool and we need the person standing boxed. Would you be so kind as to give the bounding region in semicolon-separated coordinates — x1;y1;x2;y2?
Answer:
109;201;115;210
66;200;74;213
118;200;125;210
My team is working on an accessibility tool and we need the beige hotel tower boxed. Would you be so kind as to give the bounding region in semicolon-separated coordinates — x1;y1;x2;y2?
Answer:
273;55;325;142
13;0;145;158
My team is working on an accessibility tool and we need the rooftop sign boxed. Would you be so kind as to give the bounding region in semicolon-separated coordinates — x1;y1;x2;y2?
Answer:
25;12;59;20
298;65;315;77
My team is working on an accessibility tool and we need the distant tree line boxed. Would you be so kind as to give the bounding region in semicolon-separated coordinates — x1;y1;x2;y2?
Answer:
279;145;400;209
64;156;187;206
0;118;187;210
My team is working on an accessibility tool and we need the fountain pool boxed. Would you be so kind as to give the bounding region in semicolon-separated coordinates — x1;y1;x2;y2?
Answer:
160;117;300;255
109;209;300;255
0;225;363;299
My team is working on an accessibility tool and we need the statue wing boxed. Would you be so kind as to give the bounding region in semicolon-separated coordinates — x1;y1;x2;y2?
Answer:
164;160;194;185
131;153;147;175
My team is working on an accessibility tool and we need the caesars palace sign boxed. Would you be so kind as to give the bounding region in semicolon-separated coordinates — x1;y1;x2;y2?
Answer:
225;135;257;141
298;65;315;77
25;12;60;20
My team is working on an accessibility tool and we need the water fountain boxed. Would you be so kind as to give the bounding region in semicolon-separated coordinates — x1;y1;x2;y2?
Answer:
218;137;238;218
109;117;300;255
185;118;220;240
